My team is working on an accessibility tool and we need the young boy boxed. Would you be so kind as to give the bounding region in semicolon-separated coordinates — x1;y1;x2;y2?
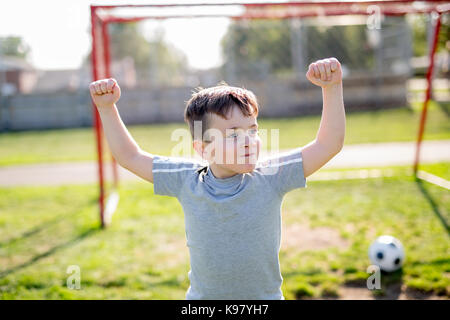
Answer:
89;57;345;300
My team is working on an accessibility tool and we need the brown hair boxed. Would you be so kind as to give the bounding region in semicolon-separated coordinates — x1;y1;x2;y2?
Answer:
184;83;259;141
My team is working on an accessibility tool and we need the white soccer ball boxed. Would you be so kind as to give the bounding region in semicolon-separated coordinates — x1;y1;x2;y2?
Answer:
368;235;405;272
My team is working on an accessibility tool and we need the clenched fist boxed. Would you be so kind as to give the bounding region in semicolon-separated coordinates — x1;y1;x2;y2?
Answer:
89;78;121;108
306;57;342;88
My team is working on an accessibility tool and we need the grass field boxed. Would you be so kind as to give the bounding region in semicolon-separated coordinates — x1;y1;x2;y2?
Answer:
0;103;449;167
1;104;449;300
0;162;449;299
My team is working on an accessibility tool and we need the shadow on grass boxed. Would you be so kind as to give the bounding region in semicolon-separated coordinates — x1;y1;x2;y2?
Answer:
341;269;405;300
410;257;450;267
415;178;450;237
0;210;83;248
343;268;447;299
436;101;449;117
0;227;100;279
373;269;404;300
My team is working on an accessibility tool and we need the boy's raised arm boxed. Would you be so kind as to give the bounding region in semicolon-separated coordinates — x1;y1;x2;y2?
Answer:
89;78;154;183
300;57;346;178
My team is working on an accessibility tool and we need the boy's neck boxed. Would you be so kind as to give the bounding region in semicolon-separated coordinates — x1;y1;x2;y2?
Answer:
209;163;240;179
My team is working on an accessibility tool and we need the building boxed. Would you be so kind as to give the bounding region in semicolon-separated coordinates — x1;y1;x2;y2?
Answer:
0;56;37;95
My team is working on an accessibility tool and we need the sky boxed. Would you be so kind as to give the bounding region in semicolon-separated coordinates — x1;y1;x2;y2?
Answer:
0;0;260;70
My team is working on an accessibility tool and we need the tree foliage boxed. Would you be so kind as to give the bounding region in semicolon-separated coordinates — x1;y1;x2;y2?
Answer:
0;36;31;59
84;23;187;85
220;15;447;79
220;19;374;79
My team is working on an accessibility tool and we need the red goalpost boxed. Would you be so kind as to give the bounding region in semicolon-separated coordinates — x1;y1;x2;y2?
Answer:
90;1;449;227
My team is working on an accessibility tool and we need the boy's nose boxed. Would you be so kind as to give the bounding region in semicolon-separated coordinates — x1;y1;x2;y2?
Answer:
243;135;258;151
241;134;251;147
237;132;258;149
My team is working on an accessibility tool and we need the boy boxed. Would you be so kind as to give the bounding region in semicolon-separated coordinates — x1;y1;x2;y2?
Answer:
89;57;345;300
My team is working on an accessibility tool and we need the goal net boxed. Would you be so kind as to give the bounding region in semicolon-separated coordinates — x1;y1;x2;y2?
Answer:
90;1;450;227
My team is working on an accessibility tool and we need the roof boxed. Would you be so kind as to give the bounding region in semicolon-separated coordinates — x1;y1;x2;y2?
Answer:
0;56;35;72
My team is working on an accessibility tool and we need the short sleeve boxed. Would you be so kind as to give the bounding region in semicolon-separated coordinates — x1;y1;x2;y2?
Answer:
152;155;203;198
256;147;307;196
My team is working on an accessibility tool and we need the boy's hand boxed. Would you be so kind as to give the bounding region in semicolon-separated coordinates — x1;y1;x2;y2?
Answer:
89;78;121;108
306;57;342;88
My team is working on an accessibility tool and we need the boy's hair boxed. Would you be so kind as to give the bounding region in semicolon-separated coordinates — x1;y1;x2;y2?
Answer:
184;82;259;141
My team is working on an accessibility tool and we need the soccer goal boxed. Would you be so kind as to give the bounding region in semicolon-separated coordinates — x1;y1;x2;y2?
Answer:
89;1;450;227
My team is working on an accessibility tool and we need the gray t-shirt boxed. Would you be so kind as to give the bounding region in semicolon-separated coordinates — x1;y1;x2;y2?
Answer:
152;147;307;300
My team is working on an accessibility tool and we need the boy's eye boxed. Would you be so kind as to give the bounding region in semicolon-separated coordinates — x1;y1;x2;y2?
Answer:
226;129;259;139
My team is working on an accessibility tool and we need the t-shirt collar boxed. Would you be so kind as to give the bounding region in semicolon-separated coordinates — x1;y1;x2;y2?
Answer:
204;165;244;187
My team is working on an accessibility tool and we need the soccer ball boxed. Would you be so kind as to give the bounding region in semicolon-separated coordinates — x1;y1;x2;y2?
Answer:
368;235;405;272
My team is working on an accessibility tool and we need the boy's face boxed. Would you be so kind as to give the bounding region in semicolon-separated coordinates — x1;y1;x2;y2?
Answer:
193;105;261;175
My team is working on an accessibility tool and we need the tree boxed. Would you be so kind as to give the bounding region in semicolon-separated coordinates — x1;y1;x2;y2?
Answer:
0;36;31;59
145;28;188;85
220;17;420;80
109;23;152;71
305;24;374;71
409;14;449;57
221;20;293;80
84;23;188;86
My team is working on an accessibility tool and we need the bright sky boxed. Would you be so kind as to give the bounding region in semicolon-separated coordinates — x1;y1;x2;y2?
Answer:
0;0;260;70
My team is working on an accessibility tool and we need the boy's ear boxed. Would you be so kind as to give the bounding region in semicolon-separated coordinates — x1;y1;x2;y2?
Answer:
193;139;204;158
193;139;214;162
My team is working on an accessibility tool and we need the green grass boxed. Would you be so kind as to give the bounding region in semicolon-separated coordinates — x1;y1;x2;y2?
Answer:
1;103;449;167
417;162;450;181
1;163;449;299
317;162;450;181
281;164;450;299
